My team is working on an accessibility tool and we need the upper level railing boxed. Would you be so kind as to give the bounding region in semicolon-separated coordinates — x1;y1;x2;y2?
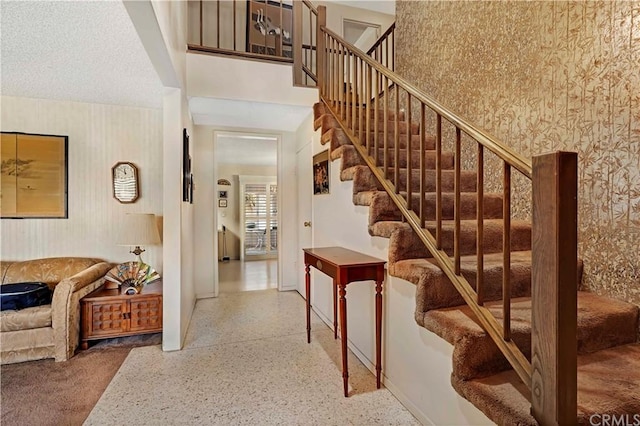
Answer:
188;0;323;87
187;0;294;63
316;26;578;424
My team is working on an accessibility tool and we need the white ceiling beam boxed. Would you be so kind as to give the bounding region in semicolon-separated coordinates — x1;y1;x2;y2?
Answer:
123;0;180;89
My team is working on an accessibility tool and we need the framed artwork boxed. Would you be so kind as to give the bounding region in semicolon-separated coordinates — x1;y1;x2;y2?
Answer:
182;128;190;202
1;132;68;218
246;0;293;58
219;190;228;199
219;199;228;208
313;150;329;195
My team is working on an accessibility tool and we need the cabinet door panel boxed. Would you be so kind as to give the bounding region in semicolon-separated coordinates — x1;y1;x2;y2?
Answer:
87;301;129;336
129;296;163;332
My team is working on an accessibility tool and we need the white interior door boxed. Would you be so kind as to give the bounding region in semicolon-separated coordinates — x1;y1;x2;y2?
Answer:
296;142;313;295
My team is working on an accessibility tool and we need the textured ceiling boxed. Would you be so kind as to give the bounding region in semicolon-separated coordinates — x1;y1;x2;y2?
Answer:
1;1;163;109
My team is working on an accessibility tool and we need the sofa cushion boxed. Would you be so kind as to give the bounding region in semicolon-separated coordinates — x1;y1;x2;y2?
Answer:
0;304;52;332
2;258;100;289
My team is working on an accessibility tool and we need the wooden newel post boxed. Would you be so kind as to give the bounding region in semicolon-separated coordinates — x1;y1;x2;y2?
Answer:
292;0;303;86
316;6;326;93
531;151;578;425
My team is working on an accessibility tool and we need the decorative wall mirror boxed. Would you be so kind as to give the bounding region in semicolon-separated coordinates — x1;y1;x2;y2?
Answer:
112;162;139;203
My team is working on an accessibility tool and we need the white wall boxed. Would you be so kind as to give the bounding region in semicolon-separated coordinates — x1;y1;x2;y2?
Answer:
0;96;163;270
316;1;394;39
187;54;318;106
149;0;196;350
296;117;492;425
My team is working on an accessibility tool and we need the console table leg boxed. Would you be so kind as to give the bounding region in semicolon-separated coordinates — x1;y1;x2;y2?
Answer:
375;279;383;389
333;278;338;339
305;264;311;344
339;283;349;397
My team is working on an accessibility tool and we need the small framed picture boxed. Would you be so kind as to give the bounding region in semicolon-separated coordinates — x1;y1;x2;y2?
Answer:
219;199;227;208
313;150;330;195
219;190;228;199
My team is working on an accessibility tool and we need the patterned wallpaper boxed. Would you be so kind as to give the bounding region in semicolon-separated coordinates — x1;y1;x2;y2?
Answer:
396;1;640;304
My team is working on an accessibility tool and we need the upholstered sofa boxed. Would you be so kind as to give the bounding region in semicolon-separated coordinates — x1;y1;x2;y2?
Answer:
0;257;111;364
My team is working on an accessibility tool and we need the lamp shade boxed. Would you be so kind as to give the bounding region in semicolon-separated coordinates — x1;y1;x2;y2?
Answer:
117;213;161;246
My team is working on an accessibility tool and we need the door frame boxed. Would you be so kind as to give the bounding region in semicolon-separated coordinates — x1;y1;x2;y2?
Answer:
213;130;283;294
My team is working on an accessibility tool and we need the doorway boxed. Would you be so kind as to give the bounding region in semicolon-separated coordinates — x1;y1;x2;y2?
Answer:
215;132;279;294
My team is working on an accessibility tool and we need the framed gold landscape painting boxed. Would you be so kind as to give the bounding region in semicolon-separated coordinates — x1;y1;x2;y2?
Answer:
1;132;68;218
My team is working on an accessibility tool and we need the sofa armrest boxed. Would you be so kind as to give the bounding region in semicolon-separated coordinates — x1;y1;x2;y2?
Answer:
51;262;112;361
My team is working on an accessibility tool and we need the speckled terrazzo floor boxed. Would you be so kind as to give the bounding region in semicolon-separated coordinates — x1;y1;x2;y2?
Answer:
85;290;419;425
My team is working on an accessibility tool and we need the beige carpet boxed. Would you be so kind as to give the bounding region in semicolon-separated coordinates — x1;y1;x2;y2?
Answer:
1;333;161;426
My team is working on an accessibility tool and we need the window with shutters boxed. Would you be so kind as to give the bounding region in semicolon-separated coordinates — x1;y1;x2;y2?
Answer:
239;176;277;259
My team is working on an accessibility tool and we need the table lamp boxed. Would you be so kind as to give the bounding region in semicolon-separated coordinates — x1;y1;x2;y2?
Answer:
117;213;161;263
105;213;161;291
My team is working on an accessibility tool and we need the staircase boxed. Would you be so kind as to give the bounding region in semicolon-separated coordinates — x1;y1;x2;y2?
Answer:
312;98;640;424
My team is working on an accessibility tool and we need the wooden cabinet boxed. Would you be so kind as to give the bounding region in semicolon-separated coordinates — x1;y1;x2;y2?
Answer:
80;280;162;349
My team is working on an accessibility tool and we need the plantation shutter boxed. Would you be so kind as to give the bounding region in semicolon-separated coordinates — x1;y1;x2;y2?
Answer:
242;181;277;256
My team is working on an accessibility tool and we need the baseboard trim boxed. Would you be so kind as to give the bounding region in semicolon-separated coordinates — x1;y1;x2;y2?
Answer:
196;292;216;299
311;305;434;425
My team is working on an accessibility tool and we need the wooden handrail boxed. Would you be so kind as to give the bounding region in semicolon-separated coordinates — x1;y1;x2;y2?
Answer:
302;0;318;14
321;26;532;178
367;22;395;55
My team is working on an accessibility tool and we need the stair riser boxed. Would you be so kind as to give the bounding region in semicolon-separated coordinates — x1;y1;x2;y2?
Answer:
413;266;533;313
362;132;435;150
369;148;454;170
425;222;531;257
369;192;504;223
343;117;419;135
386;220;531;260
340;146;366;172
337;109;406;123
324;104;406;122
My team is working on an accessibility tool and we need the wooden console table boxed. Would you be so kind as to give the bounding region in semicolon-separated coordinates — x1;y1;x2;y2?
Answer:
303;247;386;397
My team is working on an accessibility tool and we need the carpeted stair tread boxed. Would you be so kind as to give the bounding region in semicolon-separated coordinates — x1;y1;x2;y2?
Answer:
451;369;535;426
369;221;409;238
353;191;380;206
368;191;504;224
392;251;534;314
452;343;640;425
363;132;433;150
420;292;638;380
348;118;420;135
352;165;478;194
